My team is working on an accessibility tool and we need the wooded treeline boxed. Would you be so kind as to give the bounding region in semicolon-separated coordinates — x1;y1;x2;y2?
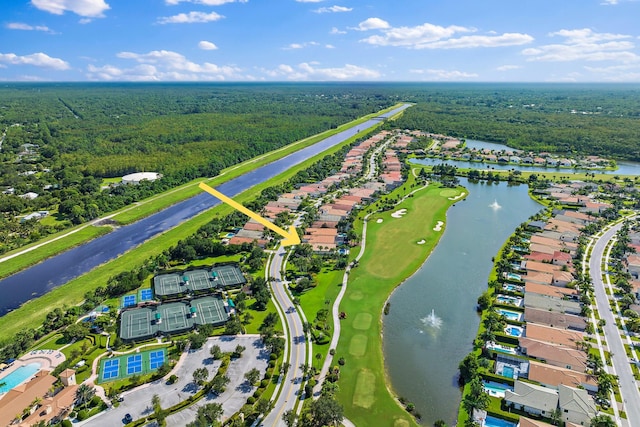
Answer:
388;83;640;161
0;83;393;253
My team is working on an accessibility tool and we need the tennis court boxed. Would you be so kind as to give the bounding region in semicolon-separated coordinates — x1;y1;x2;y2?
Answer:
149;350;165;370
102;359;120;381
120;308;155;341
99;348;167;383
122;294;136;308
139;288;153;301
211;264;246;288
153;273;183;297
157;303;193;334
185;269;214;292
192;297;229;327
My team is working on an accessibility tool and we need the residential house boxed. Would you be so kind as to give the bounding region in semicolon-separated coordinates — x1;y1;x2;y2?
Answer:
528;361;598;393
552;251;573;267
553;271;574;287
0;370;66;427
504;380;559;417
519;417;555;427
525;323;583;348
524;307;587;331
525;282;578;300
518;338;588;372
558;384;597;425
524;293;582;315
523;271;554;286
624;254;640;279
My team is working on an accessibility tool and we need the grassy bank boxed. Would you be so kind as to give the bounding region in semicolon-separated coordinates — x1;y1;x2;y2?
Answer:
335;176;463;427
0;103;403;280
0;107;404;346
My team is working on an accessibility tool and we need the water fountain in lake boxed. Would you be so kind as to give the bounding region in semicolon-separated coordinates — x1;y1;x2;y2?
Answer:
489;199;501;210
421;309;442;329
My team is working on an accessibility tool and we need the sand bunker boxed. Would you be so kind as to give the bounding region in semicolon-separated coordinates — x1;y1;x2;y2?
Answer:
391;209;407;218
417;239;426;245
448;192;465;200
376;218;383;223
433;221;444;231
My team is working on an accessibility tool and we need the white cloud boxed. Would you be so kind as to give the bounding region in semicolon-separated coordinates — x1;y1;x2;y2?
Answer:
585;63;640;81
522;28;638;62
78;18;93;24
330;27;346;35
31;0;110;18
283;41;319;50
325;44;335;49
358;20;532;49
354;17;390;31
198;40;218;50
409;68;478;80
314;5;352;13
6;22;54;33
88;50;241;81
263;62;380;80
157;11;224;24
496;64;522;71
166;0;246;4
0;52;70;70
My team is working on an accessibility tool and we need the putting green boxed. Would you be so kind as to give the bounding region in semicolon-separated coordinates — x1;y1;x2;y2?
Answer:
352;313;372;330
353;368;376;408
394;419;411;427
349;290;363;300
439;188;460;197
349;334;368;357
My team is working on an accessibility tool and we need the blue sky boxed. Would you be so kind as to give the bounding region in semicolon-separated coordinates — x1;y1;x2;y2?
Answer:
1;0;639;82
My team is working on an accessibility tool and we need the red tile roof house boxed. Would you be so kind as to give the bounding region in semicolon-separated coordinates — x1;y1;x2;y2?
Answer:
524;260;561;274
528;360;598;393
580;201;613;215
523;271;553;286
311;220;338;229
524;307;587;331
228;236;268;248
530;235;570;251
624;253;640;279
242;220;266;232
525;282;578;299
552;251;573;267
524;323;584;348
525;251;554;263
304;227;338;237
518;338;588;372
528;244;557;256
553;271;575;287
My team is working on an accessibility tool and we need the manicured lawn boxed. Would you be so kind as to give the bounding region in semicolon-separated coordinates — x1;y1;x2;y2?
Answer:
335;180;461;427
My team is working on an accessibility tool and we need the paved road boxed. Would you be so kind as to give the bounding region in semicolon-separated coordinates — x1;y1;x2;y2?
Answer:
590;224;640;426
261;244;306;427
85;336;268;427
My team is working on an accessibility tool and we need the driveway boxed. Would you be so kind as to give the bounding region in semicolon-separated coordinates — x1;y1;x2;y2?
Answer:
86;335;268;427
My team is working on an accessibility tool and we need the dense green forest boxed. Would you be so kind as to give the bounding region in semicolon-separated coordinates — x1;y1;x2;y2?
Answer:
0;83;394;253
389;83;640;160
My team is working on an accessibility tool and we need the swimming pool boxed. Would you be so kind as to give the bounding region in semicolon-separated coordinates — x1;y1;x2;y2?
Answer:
497;309;522;321
484;415;516;427
482;381;512;398
502;366;515;378
506;272;521;281
496;295;522;306
504;326;523;337
0;363;41;394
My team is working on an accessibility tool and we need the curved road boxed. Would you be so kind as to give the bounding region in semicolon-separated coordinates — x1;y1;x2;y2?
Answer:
589;222;640;426
0;104;411;314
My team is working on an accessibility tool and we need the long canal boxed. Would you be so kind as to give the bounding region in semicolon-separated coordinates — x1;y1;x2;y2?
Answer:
0;104;411;315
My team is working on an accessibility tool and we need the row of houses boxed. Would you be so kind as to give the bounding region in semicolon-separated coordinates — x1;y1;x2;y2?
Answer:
229;130;403;253
487;202;606;425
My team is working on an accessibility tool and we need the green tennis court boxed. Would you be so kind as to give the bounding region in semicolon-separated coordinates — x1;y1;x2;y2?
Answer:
157;303;193;334
153;273;183;297
192;296;229;327
184;269;214;292
211;264;246;288
120;308;154;341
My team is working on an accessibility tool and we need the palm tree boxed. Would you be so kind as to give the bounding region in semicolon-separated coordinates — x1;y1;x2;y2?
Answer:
75;384;96;408
590;414;616;427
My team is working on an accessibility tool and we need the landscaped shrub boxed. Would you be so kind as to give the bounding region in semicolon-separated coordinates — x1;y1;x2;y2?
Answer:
260;379;269;387
247;396;256;404
62;419;73;427
76;410;89;421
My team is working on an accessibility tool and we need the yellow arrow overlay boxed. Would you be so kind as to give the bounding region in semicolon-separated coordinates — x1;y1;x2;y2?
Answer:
199;182;301;247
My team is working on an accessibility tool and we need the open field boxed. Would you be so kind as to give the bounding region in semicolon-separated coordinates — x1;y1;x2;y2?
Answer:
0;107;403;345
335;177;460;427
0;104;402;282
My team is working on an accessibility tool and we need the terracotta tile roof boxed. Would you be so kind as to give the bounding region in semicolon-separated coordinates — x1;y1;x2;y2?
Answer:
519;338;588;372
525;323;584;347
525;282;577;298
528;361;597;390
